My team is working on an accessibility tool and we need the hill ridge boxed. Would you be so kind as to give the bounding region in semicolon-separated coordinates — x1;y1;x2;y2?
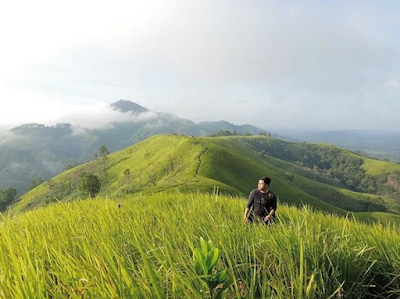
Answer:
13;135;400;224
195;140;209;177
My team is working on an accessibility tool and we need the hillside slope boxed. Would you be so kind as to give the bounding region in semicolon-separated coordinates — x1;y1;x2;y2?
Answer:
237;136;400;199
13;135;400;223
0;100;267;194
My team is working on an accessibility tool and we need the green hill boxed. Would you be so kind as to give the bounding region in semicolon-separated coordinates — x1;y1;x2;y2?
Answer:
12;135;400;223
237;136;400;198
1;193;400;298
0;100;268;195
280;129;400;163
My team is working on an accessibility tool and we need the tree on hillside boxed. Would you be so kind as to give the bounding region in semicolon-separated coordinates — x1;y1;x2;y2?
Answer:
79;172;101;198
99;146;110;160
0;187;17;211
260;131;272;137
98;146;110;177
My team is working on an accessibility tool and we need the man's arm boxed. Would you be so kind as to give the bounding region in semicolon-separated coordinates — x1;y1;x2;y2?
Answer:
244;190;255;222
243;208;250;221
264;193;277;221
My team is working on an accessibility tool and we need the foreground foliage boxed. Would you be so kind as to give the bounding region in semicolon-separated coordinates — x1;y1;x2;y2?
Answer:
1;193;400;298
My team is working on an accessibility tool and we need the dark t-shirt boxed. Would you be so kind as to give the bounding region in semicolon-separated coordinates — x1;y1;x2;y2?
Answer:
246;189;277;218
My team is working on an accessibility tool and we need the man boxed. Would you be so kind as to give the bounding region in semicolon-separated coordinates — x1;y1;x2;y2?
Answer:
243;177;277;224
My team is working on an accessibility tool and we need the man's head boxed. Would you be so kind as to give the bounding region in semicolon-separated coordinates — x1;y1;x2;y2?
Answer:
258;176;271;191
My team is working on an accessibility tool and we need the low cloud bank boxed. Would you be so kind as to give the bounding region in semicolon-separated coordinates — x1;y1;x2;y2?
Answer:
1;101;159;132
56;102;158;130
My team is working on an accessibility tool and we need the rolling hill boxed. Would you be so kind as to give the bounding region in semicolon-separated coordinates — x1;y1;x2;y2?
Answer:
0;100;267;194
12;135;400;223
4;134;400;297
280;129;400;163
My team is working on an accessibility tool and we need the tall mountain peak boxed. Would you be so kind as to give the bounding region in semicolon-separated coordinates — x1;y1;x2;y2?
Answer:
111;99;149;114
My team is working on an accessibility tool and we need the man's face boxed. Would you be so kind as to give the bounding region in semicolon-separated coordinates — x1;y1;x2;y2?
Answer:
258;179;267;191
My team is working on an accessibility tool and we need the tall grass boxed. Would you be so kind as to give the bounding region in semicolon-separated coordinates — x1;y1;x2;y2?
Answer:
17;135;400;224
1;193;399;298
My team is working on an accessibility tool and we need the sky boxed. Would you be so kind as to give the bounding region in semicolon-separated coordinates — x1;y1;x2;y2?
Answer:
1;0;400;132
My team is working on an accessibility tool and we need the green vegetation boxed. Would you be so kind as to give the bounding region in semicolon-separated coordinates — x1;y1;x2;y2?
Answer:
194;238;232;298
0;123;96;194
79;173;101;198
4;134;400;297
238;136;400;199
0;187;17;211
257;153;400;215
282;129;400;163
0;102;264;195
362;157;400;176
1;193;399;298
13;135;400;223
98;145;110;161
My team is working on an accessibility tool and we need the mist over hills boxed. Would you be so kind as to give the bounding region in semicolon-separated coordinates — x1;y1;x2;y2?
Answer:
0;100;266;194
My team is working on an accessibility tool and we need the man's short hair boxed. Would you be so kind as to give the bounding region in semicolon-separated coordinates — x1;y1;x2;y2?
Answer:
260;176;271;186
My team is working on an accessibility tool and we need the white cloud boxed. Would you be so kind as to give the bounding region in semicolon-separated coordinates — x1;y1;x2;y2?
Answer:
0;85;157;129
54;102;159;129
1;0;400;131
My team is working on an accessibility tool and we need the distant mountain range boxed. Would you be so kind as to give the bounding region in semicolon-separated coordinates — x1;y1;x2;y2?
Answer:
0;100;267;194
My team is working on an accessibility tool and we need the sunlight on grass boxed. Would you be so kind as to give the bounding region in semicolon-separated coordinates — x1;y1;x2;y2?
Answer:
1;193;399;298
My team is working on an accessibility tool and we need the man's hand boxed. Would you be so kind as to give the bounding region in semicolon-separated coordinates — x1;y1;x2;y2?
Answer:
264;210;275;222
243;208;250;223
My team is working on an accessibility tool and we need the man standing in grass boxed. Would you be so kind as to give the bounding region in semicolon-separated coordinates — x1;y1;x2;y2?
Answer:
243;177;277;224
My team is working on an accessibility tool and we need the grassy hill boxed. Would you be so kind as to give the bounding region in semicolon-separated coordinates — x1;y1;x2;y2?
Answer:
0;100;267;195
236;136;400;198
237;136;400;177
1;193;400;298
280;129;400;163
12;135;400;223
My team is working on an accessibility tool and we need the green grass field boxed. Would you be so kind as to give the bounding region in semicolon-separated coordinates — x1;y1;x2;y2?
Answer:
13;135;400;224
1;193;400;298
